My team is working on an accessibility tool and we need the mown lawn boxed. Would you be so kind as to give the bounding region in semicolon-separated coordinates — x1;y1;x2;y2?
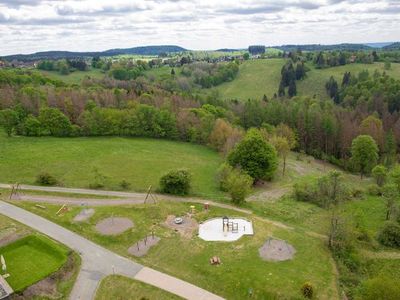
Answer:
96;275;183;300
0;234;69;292
14;201;339;299
0;133;223;199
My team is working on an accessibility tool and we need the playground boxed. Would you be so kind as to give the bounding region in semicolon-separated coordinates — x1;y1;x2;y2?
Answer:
198;217;254;242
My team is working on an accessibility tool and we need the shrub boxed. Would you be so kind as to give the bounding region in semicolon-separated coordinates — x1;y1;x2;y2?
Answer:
367;184;382;196
119;180;131;190
361;275;400;300
372;165;388;187
228;128;278;182
89;168;107;189
217;164;252;204
159;169;191;195
36;172;58;186
301;282;314;299
377;221;400;248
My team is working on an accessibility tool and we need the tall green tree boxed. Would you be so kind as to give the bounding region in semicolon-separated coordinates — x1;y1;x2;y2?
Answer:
288;80;297;97
351;135;379;178
228;128;278;182
0;109;18;136
383;130;397;167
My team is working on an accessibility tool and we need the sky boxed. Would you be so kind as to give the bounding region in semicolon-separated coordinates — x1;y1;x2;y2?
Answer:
0;0;399;55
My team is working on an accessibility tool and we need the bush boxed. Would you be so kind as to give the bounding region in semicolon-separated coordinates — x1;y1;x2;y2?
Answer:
372;165;388;187
228;128;278;182
119;180;131;190
88;168;107;189
301;282;314;299
36;172;58;186
367;184;382;196
159;169;191;195
361;275;400;300
377;222;400;248
217;164;252;204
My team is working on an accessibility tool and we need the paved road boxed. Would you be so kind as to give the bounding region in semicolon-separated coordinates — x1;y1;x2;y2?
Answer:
0;200;224;300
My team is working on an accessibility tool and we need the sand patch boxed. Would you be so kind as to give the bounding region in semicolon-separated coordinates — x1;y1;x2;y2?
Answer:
95;217;133;235
259;238;296;261
128;236;161;257
73;208;95;222
165;215;198;238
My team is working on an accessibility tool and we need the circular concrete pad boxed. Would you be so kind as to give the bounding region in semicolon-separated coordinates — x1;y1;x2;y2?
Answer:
95;217;133;235
259;238;296;261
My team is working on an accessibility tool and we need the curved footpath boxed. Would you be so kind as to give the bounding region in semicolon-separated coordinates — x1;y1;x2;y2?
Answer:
0;200;224;300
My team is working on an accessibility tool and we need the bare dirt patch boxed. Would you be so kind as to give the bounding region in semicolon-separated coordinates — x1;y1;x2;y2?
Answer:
128;236;161;257
11;254;77;300
95;217;133;235
259;238;296;261
164;215;198;238
73;208;95;222
0;228;23;248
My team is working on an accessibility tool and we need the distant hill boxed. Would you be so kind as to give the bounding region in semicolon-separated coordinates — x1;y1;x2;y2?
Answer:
382;42;400;50
364;42;394;48
274;43;373;52
1;45;187;61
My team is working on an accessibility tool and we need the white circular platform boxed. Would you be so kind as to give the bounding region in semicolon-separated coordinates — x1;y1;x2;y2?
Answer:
198;217;254;242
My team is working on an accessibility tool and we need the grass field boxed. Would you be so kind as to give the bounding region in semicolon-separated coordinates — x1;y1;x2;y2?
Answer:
96;275;182;300
211;59;400;101
0;133;223;199
297;62;400;99
38;68;105;84
213;58;285;100
13;200;338;299
0;234;69;292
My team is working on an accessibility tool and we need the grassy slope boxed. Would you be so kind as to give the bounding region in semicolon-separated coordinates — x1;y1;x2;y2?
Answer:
96;275;183;300
297;62;400;99
38;68;105;84
0;133;222;199
212;60;400;101
0;234;69;291
13;201;338;300
213;59;285;100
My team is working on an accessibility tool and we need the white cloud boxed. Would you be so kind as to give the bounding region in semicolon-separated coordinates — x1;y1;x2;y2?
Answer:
0;0;398;55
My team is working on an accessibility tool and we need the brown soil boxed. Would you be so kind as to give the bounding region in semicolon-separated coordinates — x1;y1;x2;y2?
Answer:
258;238;296;261
164;215;198;238
73;208;95;222
0;228;22;248
128;236;161;257
11;254;77;300
95;217;134;235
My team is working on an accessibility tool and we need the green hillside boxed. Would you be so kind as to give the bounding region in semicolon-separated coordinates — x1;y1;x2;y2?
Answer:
0;133;222;198
213;59;285;100
212;59;400;101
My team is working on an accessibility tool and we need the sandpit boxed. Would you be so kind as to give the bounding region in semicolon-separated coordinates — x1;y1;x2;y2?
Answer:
95;217;134;235
259;238;296;261
73;208;95;222
165;215;198;238
198;217;253;242
128;236;161;257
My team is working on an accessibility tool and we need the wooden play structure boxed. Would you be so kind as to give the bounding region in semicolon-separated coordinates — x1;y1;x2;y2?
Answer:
144;185;157;204
222;216;239;233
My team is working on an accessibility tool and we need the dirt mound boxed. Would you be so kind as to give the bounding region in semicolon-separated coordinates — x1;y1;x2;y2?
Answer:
128;236;160;257
259;238;296;261
73;208;95;222
95;217;133;235
165;215;198;238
